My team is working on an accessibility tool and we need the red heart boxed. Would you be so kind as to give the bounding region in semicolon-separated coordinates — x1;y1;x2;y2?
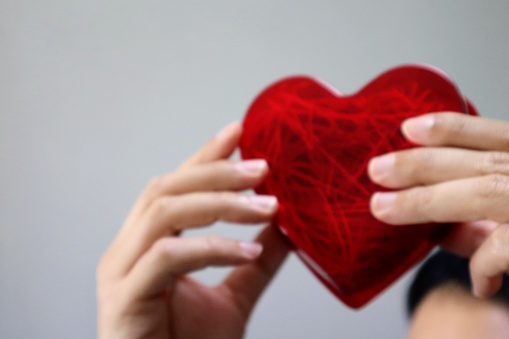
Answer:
240;65;478;308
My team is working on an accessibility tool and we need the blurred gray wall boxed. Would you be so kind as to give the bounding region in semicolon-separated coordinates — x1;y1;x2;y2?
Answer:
1;1;508;338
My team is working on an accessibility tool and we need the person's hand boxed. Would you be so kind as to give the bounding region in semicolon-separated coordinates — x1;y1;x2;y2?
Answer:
367;113;509;299
97;122;290;339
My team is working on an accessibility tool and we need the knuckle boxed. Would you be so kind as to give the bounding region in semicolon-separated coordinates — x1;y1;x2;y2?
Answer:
409;148;435;171
151;238;173;262
147;196;176;223
488;225;509;256
210;161;241;183
199;236;218;267
479;152;509;175
393;149;415;168
216;191;234;205
145;175;166;194
214;160;231;172
413;147;435;163
435;112;467;136
406;186;433;220
203;236;222;252
391;149;435;185
476;174;509;200
410;186;433;206
136;175;172;210
201;236;229;264
500;127;509;150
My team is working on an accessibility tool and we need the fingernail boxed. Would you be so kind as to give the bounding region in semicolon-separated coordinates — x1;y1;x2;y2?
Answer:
472;276;497;299
472;282;487;299
369;154;395;181
472;284;482;298
371;192;397;212
240;195;278;212
240;242;263;258
215;122;239;140
235;159;267;176
402;115;435;142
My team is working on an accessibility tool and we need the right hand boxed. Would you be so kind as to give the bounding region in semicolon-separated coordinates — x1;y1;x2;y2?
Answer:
368;113;509;298
96;122;290;339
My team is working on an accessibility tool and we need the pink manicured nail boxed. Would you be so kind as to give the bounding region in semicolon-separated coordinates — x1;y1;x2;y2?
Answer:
240;242;263;258
369;154;395;181
372;192;397;212
215;122;239;140
235;159;268;176
240;195;278;212
401;116;435;142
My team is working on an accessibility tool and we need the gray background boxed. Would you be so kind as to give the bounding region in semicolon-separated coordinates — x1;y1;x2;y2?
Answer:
1;1;509;338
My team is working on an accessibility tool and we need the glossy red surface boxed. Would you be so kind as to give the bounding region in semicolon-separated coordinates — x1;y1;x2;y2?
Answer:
240;65;477;308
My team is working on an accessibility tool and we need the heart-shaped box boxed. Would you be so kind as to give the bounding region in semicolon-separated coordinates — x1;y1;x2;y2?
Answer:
240;65;478;308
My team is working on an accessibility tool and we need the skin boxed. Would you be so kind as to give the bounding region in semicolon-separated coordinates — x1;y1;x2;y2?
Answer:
98;112;509;338
97;122;290;339
408;283;509;339
368;112;509;299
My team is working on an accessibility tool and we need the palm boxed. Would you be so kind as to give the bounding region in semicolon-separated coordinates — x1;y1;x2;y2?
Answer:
167;277;248;339
131;226;289;339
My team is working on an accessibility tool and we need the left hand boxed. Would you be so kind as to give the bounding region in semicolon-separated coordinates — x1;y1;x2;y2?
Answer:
367;112;509;299
97;122;290;339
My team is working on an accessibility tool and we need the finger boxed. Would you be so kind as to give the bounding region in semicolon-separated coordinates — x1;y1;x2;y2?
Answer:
123;122;243;224
368;148;509;189
134;159;269;215
117;193;277;276
179;121;242;170
439;220;498;257
370;174;509;225
123;236;264;300
143;193;278;234
221;225;291;320
112;159;269;265
401;113;509;152
167;159;269;194
470;223;509;298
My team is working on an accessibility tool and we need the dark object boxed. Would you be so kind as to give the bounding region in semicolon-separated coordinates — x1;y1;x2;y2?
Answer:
407;249;509;316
